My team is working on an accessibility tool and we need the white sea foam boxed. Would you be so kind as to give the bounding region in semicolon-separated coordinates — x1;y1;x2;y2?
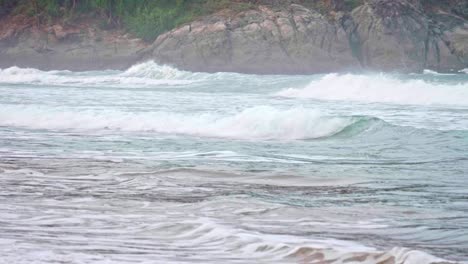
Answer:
0;167;458;264
422;69;459;76
0;105;354;140
423;69;441;75
122;61;188;79
0;62;195;87
0;61;262;89
276;73;468;106
121;60;216;80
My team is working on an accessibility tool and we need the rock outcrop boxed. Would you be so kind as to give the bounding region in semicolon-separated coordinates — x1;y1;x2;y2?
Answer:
0;15;148;71
1;0;467;73
149;4;356;74
349;0;467;72
149;0;468;74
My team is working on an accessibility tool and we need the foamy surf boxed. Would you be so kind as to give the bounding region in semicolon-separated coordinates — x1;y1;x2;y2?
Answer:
121;60;208;80
276;73;468;106
0;105;357;140
0;62;195;87
1;61;467;264
423;69;457;75
0;61;292;90
0;165;459;264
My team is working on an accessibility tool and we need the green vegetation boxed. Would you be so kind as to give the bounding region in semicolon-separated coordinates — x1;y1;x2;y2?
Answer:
2;0;465;42
0;0;252;42
123;0;251;41
343;0;363;11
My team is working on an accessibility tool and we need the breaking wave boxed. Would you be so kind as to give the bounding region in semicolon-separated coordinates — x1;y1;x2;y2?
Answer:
0;61;198;87
121;61;210;80
107;218;455;264
276;73;468;106
0;105;364;140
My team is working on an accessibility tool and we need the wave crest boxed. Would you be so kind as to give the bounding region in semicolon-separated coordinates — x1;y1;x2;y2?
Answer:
0;105;360;140
276;73;468;106
0;61;194;87
121;61;193;79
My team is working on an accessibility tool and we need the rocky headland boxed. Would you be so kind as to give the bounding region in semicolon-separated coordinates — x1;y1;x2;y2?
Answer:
1;0;467;73
0;14;147;71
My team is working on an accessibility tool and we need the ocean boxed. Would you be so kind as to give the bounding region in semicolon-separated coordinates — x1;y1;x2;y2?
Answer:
0;61;467;263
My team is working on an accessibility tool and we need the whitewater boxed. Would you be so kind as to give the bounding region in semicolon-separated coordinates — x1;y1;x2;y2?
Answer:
0;61;467;264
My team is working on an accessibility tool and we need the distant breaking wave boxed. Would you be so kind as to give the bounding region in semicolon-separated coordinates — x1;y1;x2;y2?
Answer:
2;61;467;106
0;61;253;88
0;105;366;140
276;73;468;106
0;62;196;87
121;61;212;80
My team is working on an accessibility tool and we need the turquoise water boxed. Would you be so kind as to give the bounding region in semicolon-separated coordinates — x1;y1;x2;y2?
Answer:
0;62;467;263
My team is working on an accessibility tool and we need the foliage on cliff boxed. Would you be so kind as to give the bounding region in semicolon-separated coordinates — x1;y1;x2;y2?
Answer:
0;0;252;41
1;0;467;42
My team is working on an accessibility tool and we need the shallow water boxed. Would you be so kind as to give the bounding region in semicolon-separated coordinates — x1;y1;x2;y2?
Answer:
0;62;467;263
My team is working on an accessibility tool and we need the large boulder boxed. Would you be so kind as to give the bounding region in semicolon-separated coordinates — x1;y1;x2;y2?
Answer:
150;4;357;74
350;0;467;72
349;0;429;71
150;1;468;74
0;16;148;71
435;17;468;70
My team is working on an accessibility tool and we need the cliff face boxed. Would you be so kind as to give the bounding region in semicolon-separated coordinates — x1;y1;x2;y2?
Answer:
148;4;355;74
1;0;467;73
0;15;148;71
349;0;467;72
148;0;468;73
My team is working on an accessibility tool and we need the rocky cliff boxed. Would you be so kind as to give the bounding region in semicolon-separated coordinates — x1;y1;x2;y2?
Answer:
0;15;147;71
1;0;467;73
148;0;468;74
